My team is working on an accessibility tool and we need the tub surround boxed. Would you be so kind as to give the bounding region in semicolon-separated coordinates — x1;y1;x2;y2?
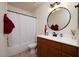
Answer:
37;34;79;57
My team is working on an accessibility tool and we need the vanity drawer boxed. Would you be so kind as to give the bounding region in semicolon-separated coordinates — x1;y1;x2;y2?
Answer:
62;44;78;56
48;40;61;50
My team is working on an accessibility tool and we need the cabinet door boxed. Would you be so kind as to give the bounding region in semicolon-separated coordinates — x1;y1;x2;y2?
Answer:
47;40;61;57
48;47;61;57
62;44;78;56
37;38;48;57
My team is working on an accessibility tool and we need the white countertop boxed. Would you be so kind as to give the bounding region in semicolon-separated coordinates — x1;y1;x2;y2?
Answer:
37;35;79;47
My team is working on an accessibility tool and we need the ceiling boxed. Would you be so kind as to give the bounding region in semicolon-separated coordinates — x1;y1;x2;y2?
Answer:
8;2;44;12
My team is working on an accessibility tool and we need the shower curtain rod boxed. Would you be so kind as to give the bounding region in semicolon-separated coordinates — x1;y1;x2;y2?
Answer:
7;10;36;19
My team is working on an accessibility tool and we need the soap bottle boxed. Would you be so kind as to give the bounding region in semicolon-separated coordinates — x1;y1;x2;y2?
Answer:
44;25;48;35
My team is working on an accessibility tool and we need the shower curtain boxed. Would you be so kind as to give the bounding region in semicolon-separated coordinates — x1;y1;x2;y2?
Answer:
7;11;36;56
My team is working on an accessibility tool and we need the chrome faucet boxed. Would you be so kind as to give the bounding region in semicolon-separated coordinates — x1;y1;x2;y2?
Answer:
53;32;57;37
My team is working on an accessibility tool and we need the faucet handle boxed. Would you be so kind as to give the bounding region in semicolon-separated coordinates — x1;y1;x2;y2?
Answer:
60;33;63;37
53;32;57;37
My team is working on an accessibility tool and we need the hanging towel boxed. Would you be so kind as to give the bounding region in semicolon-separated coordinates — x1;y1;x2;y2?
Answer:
4;14;15;34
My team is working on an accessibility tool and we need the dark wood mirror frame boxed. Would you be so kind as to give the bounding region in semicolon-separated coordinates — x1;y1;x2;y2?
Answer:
47;7;71;31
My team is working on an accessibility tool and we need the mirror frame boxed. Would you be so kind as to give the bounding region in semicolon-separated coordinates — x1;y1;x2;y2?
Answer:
47;7;71;31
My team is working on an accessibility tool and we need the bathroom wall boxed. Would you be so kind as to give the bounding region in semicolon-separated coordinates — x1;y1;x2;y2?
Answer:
0;2;7;57
7;5;33;16
33;2;78;39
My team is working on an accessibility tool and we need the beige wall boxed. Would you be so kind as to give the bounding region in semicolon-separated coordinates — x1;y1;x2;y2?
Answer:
33;2;78;39
0;2;7;57
7;5;34;16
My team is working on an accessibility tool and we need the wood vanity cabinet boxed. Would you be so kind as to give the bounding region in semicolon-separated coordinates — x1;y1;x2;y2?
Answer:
37;38;48;57
37;37;79;57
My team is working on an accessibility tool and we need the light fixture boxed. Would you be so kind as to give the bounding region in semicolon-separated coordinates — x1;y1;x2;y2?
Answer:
50;2;60;8
75;3;79;8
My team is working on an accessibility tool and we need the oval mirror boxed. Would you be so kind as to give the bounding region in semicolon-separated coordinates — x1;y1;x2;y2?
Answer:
47;7;71;31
